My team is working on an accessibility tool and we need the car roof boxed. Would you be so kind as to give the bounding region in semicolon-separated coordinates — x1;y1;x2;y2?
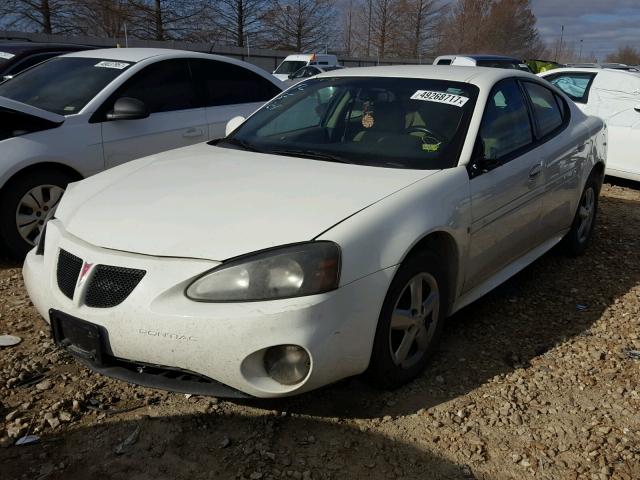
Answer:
316;65;535;87
62;47;193;62
60;48;285;89
540;67;640;77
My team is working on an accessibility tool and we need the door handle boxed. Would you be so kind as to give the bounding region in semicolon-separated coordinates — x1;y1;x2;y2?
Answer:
183;128;204;138
528;163;543;179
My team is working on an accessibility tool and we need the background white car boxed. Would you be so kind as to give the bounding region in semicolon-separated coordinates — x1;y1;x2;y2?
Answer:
0;48;284;257
283;65;344;86
23;66;606;398
272;53;338;81
540;67;640;182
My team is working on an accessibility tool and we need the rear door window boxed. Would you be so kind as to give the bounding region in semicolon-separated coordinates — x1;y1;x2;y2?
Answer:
522;81;565;137
190;59;281;107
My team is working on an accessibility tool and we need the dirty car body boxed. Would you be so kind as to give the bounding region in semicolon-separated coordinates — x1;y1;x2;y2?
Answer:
23;66;607;398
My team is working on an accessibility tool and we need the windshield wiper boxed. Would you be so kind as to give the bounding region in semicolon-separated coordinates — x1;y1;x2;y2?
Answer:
269;149;352;164
216;137;263;153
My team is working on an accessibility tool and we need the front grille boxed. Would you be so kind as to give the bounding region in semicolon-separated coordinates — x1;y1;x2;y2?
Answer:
84;265;146;308
57;249;83;299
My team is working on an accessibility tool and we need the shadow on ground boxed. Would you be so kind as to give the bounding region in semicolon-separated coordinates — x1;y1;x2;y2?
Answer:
0;413;471;480
605;176;640;190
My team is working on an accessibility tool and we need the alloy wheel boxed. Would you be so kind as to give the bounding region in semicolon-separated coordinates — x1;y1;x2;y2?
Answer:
15;184;64;245
577;186;595;243
389;272;440;369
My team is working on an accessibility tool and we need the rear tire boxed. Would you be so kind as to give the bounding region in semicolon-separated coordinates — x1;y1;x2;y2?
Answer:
366;251;448;389
0;169;73;259
561;172;600;257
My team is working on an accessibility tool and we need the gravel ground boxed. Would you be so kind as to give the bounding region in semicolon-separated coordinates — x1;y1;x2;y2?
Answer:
1;181;639;480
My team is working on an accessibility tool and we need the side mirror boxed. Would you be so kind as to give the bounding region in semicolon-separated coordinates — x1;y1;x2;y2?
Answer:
469;139;501;177
225;115;245;137
106;97;149;121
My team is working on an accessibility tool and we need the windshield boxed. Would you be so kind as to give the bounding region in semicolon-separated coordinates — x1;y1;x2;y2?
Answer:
218;77;478;169
274;61;307;75
0;57;132;115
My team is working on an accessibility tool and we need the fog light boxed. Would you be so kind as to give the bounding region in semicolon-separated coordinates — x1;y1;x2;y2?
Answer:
264;345;310;385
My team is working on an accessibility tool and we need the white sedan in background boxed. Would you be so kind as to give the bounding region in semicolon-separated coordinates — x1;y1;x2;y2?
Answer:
24;66;606;398
540;67;640;181
283;65;344;86
0;48;284;257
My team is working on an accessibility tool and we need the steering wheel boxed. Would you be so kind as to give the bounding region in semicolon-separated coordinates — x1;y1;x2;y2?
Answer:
404;125;447;144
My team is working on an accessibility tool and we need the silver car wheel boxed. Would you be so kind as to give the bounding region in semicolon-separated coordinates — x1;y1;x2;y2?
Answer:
389;272;440;369
577;186;595;243
15;184;64;245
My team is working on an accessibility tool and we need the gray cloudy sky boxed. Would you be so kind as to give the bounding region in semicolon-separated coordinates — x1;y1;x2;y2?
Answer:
530;0;640;60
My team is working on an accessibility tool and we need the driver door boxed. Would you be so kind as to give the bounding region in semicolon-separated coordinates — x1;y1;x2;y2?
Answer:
464;79;544;291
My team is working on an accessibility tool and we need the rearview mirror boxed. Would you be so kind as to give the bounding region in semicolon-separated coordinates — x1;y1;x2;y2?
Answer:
106;97;149;121
225;116;245;137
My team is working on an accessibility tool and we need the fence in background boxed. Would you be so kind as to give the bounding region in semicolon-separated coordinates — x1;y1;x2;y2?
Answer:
0;30;429;72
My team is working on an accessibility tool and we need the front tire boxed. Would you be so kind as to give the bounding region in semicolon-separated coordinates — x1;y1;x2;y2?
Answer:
366;251;448;389
0;170;72;259
562;172;600;256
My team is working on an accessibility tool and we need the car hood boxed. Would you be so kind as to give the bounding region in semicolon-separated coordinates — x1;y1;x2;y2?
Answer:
56;143;436;260
0;96;65;123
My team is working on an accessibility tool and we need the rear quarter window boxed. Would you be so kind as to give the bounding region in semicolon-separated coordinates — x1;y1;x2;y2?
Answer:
522;82;565;138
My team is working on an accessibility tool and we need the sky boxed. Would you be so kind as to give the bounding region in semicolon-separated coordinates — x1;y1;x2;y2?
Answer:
530;0;640;60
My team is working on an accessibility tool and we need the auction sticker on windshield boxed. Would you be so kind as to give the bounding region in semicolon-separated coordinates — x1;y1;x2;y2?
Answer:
94;61;131;69
0;52;15;59
411;90;469;107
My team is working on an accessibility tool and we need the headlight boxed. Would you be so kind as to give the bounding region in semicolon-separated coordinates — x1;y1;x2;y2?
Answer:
185;242;341;302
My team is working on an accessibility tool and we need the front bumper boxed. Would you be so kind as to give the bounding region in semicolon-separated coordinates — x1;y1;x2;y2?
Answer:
23;220;394;397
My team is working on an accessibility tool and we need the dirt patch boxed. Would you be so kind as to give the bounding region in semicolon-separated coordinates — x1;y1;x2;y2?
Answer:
1;182;639;480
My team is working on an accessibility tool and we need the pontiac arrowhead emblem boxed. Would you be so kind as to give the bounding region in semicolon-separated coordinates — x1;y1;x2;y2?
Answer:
79;262;93;284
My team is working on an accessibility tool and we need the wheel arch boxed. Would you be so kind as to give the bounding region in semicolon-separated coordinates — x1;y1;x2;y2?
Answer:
591;161;605;187
398;229;460;315
0;162;84;195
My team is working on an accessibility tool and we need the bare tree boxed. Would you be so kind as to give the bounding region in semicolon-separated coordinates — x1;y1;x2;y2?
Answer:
210;0;268;47
71;0;129;38
396;0;444;59
606;45;640;65
486;0;545;57
438;0;493;54
263;0;337;52
127;0;205;41
1;0;77;33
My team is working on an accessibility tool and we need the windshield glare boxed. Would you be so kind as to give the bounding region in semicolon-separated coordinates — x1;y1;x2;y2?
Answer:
0;57;132;115
274;61;307;75
220;77;478;169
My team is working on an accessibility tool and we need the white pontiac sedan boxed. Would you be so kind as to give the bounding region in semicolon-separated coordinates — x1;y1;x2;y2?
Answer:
23;66;606;398
0;48;283;257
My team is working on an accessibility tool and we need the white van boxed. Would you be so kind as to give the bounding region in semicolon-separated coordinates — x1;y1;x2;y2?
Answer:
273;54;338;81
